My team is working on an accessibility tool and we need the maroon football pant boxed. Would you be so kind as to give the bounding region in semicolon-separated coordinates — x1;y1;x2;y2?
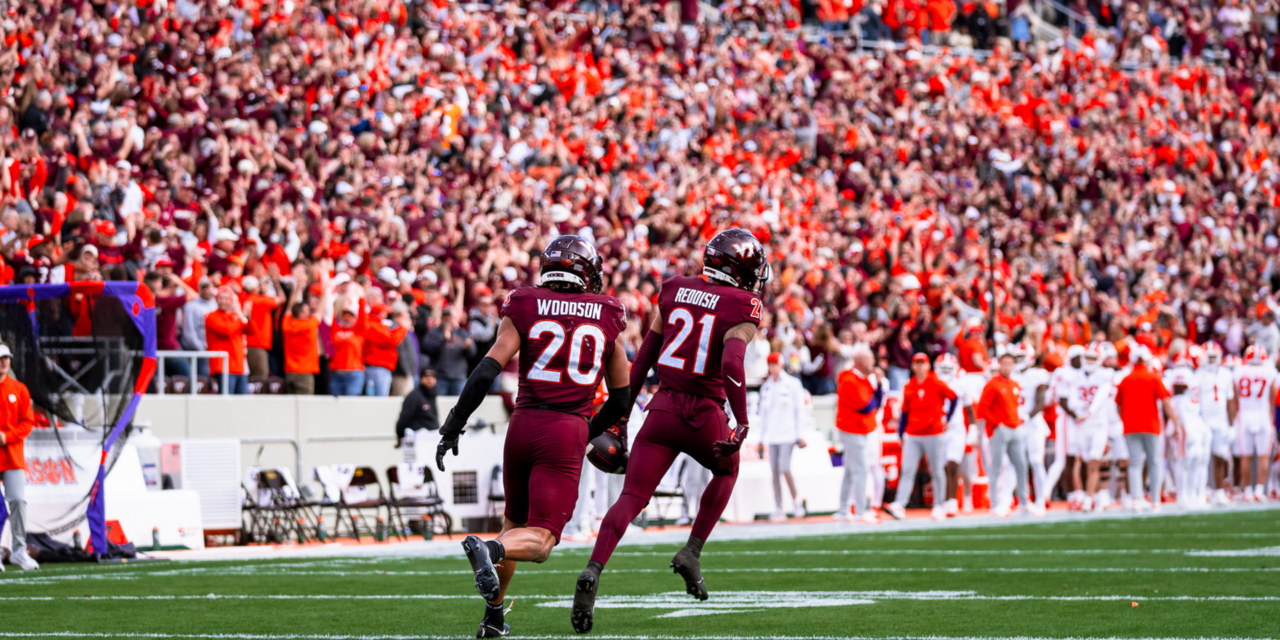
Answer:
503;408;589;542
590;393;740;567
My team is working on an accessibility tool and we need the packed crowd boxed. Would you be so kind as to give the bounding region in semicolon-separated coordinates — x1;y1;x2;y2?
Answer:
2;0;1280;397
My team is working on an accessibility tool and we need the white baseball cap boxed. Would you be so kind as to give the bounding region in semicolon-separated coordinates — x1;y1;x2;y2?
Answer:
0;344;11;359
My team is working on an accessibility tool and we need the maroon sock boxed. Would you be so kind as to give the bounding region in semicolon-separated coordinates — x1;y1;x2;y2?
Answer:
691;473;738;541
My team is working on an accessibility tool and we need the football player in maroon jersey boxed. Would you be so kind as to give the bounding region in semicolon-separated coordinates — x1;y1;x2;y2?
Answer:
437;235;630;638
572;228;769;634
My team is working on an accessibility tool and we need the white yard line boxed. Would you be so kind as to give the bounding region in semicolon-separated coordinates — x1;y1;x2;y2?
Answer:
603;549;1189;556
1186;546;1280;557
142;503;1280;562
1;634;1276;640
4;564;1278;586
2;591;1279;603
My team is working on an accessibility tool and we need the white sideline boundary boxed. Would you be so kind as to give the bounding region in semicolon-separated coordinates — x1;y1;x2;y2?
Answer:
3;565;1278;586
1;634;1275;640
2;592;1279;602
146;503;1280;562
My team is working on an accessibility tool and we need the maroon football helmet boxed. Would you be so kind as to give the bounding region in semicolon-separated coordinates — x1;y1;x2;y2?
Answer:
703;228;771;294
539;235;604;293
587;429;627;474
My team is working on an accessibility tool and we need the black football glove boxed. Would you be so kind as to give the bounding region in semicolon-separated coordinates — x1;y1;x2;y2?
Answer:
436;409;465;472
713;423;748;457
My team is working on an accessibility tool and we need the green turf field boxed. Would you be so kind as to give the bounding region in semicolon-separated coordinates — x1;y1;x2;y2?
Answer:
4;509;1280;639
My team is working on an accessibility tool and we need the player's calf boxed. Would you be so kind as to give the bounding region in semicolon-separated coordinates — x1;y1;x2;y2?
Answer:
670;536;709;601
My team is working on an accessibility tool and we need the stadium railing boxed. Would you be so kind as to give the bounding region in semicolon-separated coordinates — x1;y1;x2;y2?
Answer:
154;350;230;395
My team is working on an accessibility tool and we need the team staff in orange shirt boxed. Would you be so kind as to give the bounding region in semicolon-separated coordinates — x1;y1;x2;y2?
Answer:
206;287;253;395
1116;346;1183;511
834;346;886;524
0;343;40;570
976;353;1043;517
280;264;333;395
884;353;958;521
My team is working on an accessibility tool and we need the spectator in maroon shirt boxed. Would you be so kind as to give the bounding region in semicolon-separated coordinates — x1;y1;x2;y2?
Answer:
143;270;198;384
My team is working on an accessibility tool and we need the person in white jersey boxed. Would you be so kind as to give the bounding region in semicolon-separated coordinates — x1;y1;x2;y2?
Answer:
1009;342;1051;512
1232;345;1276;502
1097;342;1131;507
1164;352;1211;507
1047;345;1085;504
1066;343;1115;511
934;353;977;517
1195;342;1237;505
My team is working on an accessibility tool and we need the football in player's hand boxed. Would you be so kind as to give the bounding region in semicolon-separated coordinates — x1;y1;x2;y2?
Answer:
586;430;627;474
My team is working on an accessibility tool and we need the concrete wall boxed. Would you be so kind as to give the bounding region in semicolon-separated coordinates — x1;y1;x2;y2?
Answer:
136;392;842;492
136;395;509;482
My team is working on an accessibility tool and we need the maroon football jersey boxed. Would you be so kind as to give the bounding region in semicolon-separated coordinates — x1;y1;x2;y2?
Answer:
652;275;762;400
501;286;627;418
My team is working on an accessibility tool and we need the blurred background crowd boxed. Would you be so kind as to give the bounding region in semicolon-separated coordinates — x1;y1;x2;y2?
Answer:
3;0;1280;396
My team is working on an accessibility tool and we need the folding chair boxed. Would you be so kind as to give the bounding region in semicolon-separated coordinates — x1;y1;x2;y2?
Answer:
486;465;505;529
333;466;389;542
241;469;295;543
309;465;349;541
386;465;453;540
241;484;272;543
257;468;314;543
649;458;687;529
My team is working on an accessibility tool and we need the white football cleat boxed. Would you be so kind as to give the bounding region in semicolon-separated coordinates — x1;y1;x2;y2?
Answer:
944;498;959;517
856;512;881;525
768;510;786;523
832;510;851;522
10;551;38;571
882;503;906;520
930;506;947;521
1026;503;1047;518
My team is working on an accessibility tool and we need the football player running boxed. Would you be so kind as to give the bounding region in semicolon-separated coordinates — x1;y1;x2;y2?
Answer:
1232;345;1276;502
435;236;630;639
1196;343;1237;505
572;229;768;634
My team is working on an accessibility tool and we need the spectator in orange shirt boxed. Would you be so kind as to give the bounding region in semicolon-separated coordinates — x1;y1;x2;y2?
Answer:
1116;347;1183;511
363;303;411;397
884;352;957;521
955;318;989;373
281;264;333;395
241;269;285;379
976;353;1042;517
330;298;368;396
0;343;40;570
834;346;885;524
206;288;252;395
